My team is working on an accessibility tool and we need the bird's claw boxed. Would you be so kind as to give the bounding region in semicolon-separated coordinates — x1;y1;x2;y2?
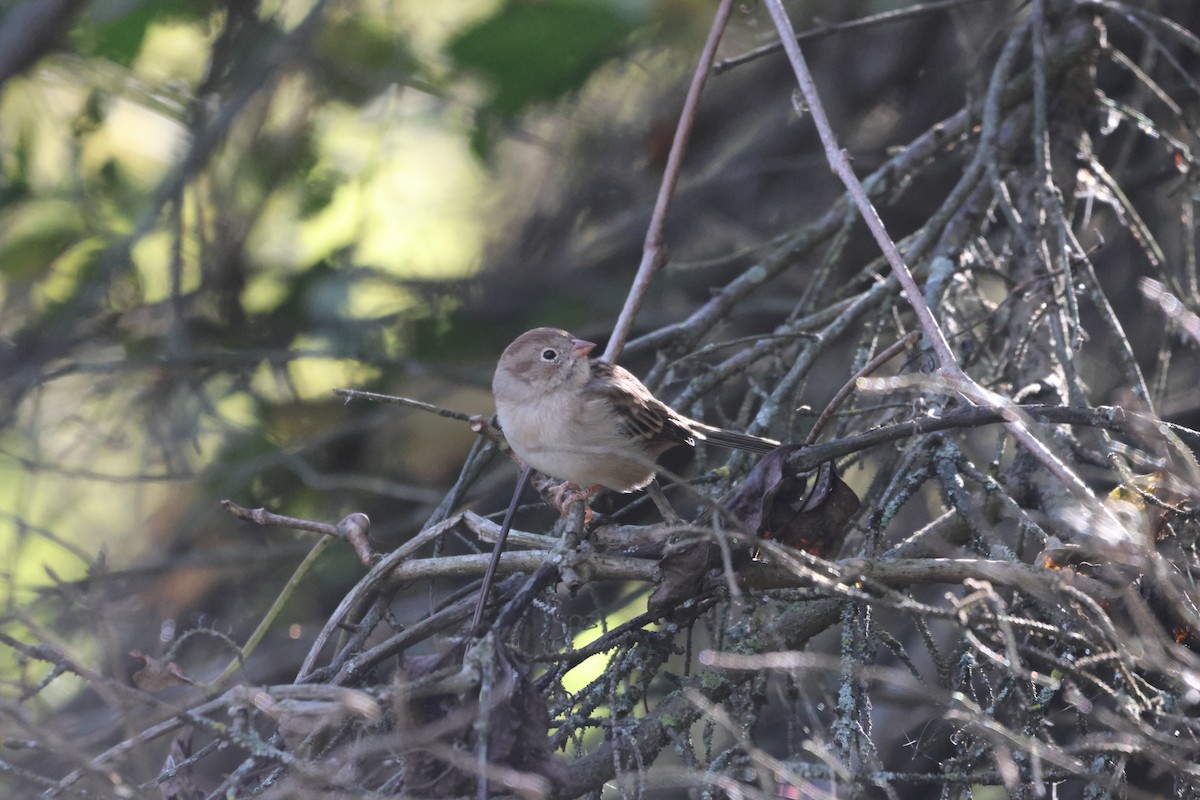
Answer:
549;482;599;524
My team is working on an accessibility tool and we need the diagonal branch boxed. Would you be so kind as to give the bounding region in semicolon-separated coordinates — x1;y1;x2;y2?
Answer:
604;0;735;362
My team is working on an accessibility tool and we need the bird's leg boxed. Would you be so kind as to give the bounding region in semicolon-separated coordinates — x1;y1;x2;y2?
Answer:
548;482;600;523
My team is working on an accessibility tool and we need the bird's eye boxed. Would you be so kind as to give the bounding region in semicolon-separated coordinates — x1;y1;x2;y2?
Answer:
541;348;558;361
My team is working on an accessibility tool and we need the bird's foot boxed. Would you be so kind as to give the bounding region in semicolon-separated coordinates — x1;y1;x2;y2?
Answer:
549;482;600;524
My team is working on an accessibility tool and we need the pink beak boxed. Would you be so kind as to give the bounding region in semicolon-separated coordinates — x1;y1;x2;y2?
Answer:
571;338;597;359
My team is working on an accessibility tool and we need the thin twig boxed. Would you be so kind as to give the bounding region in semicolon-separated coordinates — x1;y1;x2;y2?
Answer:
470;465;532;634
805;331;919;445
211;537;334;687
763;0;1101;502
333;387;477;422
761;0;956;371
295;512;470;681
604;0;735;362
714;0;998;74
221;501;373;562
1142;277;1200;344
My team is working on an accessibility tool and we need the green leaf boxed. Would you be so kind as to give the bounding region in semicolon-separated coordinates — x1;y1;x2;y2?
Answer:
82;0;209;66
0;200;87;280
449;0;636;118
313;16;422;105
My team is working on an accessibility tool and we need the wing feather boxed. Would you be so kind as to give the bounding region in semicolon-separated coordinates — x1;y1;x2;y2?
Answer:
587;361;695;448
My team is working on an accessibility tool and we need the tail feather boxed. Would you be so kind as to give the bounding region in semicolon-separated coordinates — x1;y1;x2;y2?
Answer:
691;422;779;453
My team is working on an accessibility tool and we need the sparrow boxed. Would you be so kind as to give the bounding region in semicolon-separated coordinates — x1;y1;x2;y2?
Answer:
492;328;779;502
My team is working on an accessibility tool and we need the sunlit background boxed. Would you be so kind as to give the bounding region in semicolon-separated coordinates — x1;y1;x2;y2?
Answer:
0;0;662;595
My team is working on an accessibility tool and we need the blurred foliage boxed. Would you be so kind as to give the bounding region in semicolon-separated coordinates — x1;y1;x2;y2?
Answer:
451;0;638;116
81;0;210;66
450;0;641;152
0;0;675;739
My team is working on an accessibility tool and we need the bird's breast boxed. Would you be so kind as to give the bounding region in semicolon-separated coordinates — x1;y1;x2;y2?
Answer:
496;389;656;491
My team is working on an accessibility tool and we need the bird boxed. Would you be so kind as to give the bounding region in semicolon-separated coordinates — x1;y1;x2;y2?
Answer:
492;327;779;505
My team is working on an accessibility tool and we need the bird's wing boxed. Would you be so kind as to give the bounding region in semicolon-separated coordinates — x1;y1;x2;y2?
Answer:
587;360;696;448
